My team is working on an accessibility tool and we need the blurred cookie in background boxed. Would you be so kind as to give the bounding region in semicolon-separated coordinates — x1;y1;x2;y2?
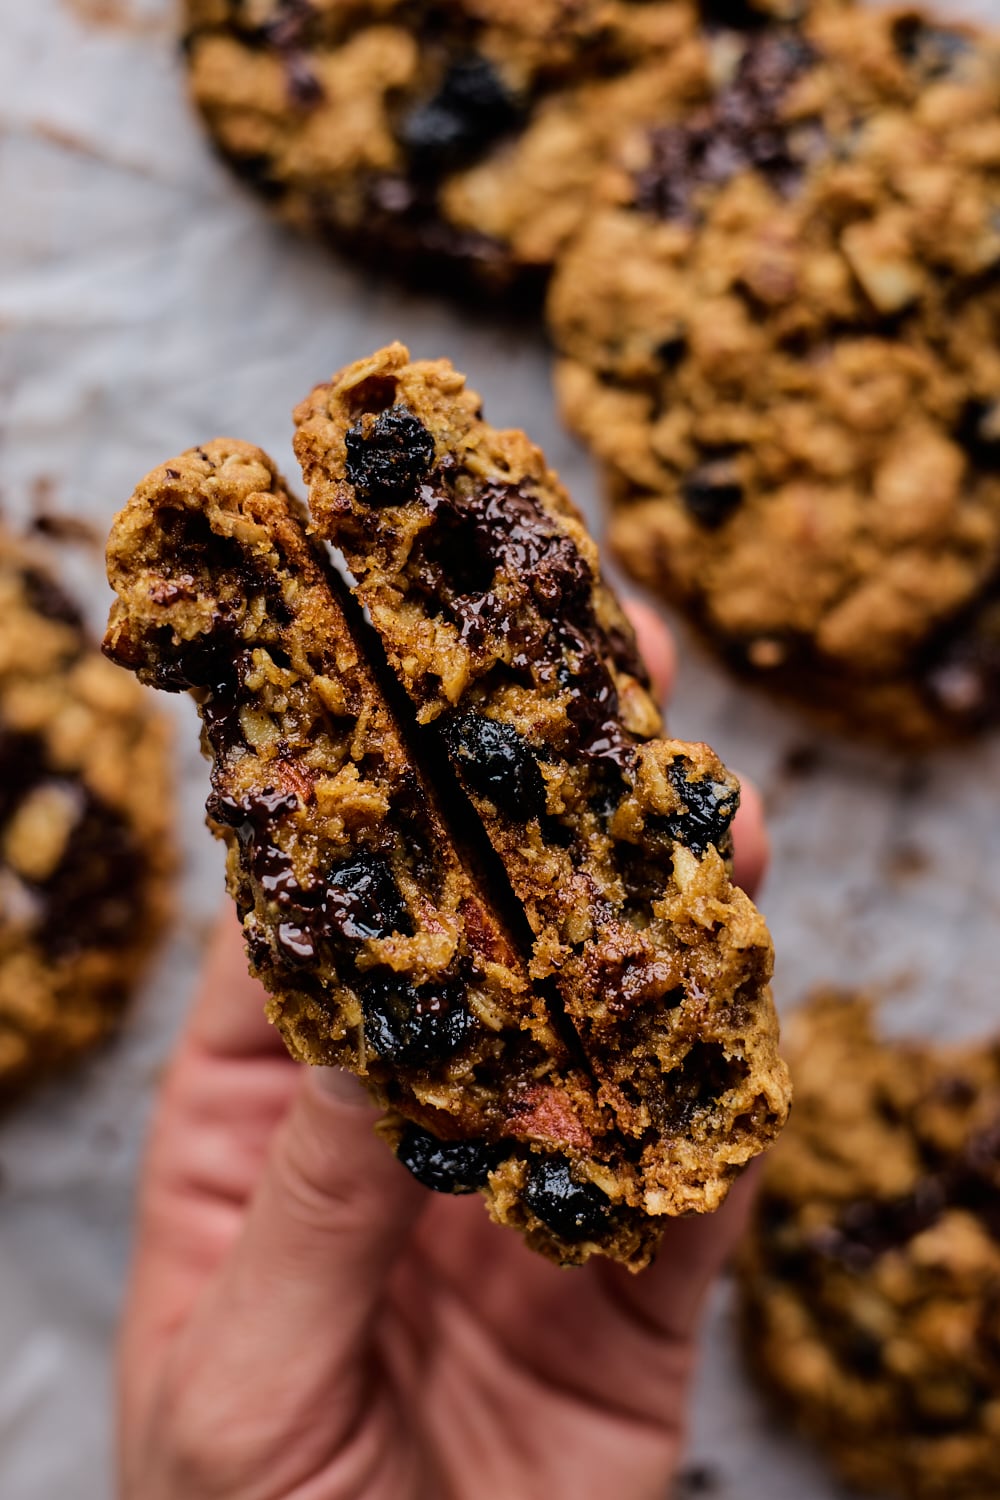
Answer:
739;991;1000;1500
182;0;739;295
549;6;1000;743
0;531;172;1107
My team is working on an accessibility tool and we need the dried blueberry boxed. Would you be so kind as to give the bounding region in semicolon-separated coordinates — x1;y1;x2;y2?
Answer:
658;764;739;856
344;405;436;504
395;1124;494;1193
324;854;411;941
362;977;476;1065
400;56;521;176
440;711;546;820
681;454;744;528
523;1158;613;1242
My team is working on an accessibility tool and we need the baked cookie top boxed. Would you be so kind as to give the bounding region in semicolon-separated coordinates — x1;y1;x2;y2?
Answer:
549;5;1000;741
741;992;1000;1499
0;531;172;1105
182;0;714;290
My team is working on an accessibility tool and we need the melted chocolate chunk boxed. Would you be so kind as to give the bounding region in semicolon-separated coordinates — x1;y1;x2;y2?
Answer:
922;587;1000;729
633;33;819;222
362;976;476;1065
345;406;436;503
228;151;287;201
0;729;145;956
396;1123;495;1193
20;567;85;630
558;624;634;766
41;793;147;958
682;453;745;528
419;479;592;639
957;399;1000;467
0;730;46;827
892;15;972;78
523;1157;613;1241
440;711;546;820
656;764;739;856
400;56;521;177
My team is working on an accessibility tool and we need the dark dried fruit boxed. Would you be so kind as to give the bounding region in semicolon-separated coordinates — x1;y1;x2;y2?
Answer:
20;567;85;630
345;405;436;503
396;1123;494;1193
681;454;745;528
325;854;411;941
440;711;546;820
362;977;476;1064
659;764;739;856
523;1157;613;1241
400;56;521;177
633;33;819;222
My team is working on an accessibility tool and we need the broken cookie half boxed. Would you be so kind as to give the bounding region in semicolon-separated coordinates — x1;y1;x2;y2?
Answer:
105;350;790;1267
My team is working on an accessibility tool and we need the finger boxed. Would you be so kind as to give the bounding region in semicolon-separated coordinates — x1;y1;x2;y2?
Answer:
623;598;676;704
188;908;287;1060
164;1066;426;1461
731;774;769;898
598;1160;760;1348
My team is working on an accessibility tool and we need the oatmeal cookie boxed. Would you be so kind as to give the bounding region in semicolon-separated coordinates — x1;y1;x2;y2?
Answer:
0;532;171;1106
105;439;665;1266
182;0;722;292
740;992;1000;1500
294;342;790;1219
549;6;1000;742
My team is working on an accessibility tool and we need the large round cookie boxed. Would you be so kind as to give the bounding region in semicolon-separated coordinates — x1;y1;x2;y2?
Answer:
740;992;1000;1500
0;532;172;1105
182;0;717;292
549;6;1000;743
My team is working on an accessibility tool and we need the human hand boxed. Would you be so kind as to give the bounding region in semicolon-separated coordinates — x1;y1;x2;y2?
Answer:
118;604;770;1500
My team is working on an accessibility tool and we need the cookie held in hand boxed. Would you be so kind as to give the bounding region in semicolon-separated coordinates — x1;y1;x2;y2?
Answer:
104;348;790;1265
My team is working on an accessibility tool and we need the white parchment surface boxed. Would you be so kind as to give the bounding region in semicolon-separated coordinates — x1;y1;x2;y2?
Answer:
1;2;999;1495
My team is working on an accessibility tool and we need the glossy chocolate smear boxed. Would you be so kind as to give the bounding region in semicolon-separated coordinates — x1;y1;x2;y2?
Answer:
211;790;413;966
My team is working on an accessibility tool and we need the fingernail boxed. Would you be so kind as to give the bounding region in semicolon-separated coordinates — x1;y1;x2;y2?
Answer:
311;1066;375;1108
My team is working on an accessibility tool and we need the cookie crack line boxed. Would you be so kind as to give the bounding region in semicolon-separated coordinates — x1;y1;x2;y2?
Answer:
104;346;790;1267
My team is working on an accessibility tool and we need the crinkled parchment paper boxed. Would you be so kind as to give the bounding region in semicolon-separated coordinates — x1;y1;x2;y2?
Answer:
1;1;998;1494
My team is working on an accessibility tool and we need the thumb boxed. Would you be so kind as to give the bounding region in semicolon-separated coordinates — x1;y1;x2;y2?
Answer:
171;1066;426;1473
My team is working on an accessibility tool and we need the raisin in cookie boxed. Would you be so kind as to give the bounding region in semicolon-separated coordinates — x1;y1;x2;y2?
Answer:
294;342;790;1219
182;0;726;293
0;531;171;1106
549;6;1000;743
740;992;1000;1500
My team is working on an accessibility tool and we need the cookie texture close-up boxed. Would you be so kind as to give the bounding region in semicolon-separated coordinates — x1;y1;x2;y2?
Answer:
103;349;791;1267
740;992;1000;1500
0;531;172;1106
293;342;790;1221
182;0;718;292
549;5;1000;743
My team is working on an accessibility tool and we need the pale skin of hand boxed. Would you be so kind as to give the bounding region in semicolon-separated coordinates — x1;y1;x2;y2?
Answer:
119;603;771;1500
